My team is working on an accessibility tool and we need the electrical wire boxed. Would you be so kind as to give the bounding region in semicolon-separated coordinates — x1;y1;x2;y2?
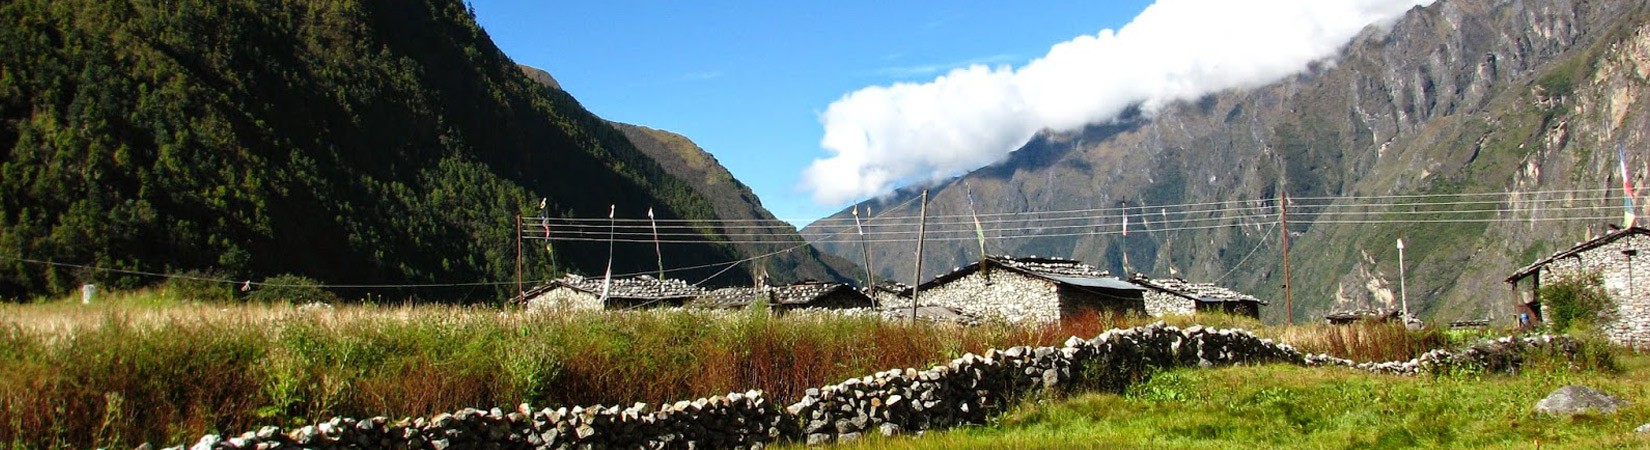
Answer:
4;187;1635;290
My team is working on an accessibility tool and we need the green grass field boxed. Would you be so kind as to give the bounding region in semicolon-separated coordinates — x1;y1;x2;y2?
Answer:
820;358;1650;449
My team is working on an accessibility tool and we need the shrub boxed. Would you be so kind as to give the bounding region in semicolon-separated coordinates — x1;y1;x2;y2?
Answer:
164;270;236;303
246;274;340;304
1540;273;1615;334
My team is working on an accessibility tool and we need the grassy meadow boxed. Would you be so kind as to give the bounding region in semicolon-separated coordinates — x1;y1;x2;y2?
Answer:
820;357;1650;449
0;288;1610;449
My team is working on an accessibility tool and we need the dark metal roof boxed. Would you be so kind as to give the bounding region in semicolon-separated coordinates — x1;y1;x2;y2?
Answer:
1506;226;1650;283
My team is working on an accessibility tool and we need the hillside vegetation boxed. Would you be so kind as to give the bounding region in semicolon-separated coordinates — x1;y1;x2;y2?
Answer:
0;0;782;300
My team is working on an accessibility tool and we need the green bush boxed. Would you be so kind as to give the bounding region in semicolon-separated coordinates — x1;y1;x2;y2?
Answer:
164;270;236;303
246;275;340;304
1540;273;1615;334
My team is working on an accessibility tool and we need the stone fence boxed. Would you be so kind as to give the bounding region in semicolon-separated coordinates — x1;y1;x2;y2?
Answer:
165;324;1584;450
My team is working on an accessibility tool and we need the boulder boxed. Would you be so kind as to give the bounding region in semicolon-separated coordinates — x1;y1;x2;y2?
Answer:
1534;386;1626;415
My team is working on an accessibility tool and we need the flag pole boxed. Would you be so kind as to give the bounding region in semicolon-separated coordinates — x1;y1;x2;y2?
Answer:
649;208;663;279
601;205;615;302
911;190;928;326
853;205;877;308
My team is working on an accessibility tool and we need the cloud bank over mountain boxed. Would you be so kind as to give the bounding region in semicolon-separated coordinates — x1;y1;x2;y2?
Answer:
800;0;1433;205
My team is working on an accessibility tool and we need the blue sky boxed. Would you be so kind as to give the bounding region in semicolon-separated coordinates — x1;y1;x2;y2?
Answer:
468;1;1156;225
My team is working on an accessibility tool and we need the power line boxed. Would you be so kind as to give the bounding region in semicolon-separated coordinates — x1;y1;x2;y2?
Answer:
4;187;1631;291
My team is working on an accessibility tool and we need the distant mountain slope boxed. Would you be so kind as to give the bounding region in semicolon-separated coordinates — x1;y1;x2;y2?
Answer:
516;64;860;284
805;0;1650;323
0;0;761;300
610;123;860;284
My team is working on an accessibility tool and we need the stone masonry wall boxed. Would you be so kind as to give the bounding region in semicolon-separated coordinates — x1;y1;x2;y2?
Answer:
1539;233;1650;346
1143;290;1195;317
169;324;1586;450
913;270;1059;323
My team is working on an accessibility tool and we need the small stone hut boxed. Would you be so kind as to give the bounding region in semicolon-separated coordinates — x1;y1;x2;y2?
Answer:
518;274;703;311
694;281;875;312
910;255;1145;323
1506;226;1650;345
1130;275;1265;319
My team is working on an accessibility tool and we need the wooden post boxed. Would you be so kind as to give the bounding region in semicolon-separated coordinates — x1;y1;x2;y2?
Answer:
515;214;523;303
1280;191;1293;324
911;189;928;326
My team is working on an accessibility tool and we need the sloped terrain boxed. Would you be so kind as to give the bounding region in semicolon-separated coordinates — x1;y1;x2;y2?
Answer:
806;0;1650;323
0;0;783;299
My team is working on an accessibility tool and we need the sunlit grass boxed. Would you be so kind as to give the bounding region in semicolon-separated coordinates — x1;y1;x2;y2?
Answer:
821;356;1650;449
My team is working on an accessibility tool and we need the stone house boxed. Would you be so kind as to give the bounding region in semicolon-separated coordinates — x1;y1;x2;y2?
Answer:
1129;275;1265;319
1505;226;1650;345
694;281;875;312
865;281;911;308
518;274;704;311
908;255;1145;323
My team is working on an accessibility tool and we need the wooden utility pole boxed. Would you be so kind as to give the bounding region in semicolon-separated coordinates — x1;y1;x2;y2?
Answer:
853;206;877;307
1280;191;1293;324
515;214;524;303
911;190;928;325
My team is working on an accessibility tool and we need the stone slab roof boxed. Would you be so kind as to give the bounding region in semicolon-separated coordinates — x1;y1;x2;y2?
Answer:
1130;275;1266;305
695;282;871;308
523;274;704;302
917;255;1141;292
1507;226;1649;282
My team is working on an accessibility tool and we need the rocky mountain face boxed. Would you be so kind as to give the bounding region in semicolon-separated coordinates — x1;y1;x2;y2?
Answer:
804;0;1650;323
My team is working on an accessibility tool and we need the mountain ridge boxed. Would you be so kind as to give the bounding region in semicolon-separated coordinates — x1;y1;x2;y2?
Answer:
804;0;1650;323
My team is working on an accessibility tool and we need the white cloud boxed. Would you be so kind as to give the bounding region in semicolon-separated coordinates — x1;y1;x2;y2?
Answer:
800;0;1433;205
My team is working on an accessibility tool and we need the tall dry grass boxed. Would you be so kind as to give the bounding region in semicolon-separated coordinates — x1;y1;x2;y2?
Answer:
0;292;1130;449
1273;321;1451;362
0;290;1473;449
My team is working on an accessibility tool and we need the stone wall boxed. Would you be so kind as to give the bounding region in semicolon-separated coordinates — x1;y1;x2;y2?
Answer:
1538;233;1650;346
913;270;1059;323
1144;290;1195;317
168;323;1586;450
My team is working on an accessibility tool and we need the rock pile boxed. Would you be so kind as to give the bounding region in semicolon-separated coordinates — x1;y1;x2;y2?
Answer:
166;324;1586;449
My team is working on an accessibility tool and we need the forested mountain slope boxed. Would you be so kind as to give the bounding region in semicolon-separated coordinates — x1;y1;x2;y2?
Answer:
0;0;788;300
513;65;858;284
805;0;1650;323
609;122;860;284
